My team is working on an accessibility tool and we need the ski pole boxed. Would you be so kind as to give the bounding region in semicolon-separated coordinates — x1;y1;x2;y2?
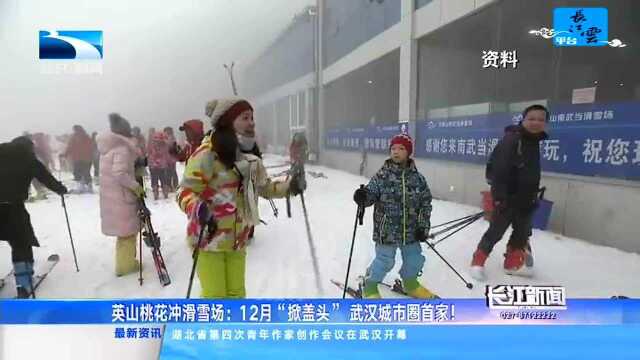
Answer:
343;185;366;299
186;225;207;299
60;195;80;272
430;211;484;229
268;199;279;218
430;213;484;247
300;192;322;292
138;217;144;286
428;212;485;241
423;238;473;290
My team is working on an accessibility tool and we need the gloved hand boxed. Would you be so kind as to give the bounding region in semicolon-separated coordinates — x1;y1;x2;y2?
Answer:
132;185;145;198
493;198;508;215
196;201;213;226
56;185;68;196
415;227;430;242
191;201;217;243
134;157;148;169
289;174;306;196
353;188;368;206
168;142;181;157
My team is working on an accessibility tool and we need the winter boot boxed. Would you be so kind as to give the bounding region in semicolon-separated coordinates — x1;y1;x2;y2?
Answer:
162;186;169;200
402;278;439;299
362;282;381;299
115;236;140;276
13;262;34;298
504;247;532;277
470;248;489;281
85;183;94;194
152;188;159;201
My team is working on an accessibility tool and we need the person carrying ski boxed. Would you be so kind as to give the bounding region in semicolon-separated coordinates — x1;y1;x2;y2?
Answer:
177;97;304;298
353;133;437;299
0;136;68;298
63;125;94;193
97;114;146;277
470;104;549;280
169;119;205;164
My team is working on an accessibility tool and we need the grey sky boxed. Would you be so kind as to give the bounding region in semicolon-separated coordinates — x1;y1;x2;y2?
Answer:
0;0;314;141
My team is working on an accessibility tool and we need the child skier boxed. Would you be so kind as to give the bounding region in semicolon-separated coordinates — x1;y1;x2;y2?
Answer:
353;133;437;299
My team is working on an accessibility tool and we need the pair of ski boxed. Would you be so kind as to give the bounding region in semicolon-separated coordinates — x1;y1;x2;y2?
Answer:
331;277;409;299
0;254;60;298
138;199;171;287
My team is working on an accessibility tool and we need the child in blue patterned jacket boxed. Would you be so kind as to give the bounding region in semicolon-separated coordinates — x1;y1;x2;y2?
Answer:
353;133;437;299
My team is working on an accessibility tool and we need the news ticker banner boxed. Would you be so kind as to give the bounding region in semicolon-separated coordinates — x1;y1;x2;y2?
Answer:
0;286;638;359
0;286;637;326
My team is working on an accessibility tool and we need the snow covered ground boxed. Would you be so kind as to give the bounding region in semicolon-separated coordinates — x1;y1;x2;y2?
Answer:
1;154;638;299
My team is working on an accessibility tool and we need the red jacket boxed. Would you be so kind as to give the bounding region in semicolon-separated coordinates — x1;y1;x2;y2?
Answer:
172;120;204;163
65;132;94;162
147;133;171;169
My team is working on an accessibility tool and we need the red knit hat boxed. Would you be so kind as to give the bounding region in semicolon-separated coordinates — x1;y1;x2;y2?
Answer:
390;133;413;156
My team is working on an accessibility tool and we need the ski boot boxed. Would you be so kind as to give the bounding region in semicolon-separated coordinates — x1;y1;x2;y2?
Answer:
115;236;141;276
13;262;34;298
402;278;439;299
359;277;381;299
470;248;489;281
504;247;532;277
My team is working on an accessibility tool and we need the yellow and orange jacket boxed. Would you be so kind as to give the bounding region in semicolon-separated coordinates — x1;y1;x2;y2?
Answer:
177;135;290;252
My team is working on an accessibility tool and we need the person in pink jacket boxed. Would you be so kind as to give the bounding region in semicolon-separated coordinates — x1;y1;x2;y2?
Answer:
96;113;145;276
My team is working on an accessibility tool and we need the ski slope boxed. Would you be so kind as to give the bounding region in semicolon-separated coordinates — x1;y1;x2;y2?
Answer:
1;154;638;299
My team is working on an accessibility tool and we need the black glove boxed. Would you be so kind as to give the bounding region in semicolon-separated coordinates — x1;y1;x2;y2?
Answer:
168;143;180;157
289;174;306;196
415;227;429;242
57;184;68;196
196;201;218;239
134;157;148;169
353;188;368;206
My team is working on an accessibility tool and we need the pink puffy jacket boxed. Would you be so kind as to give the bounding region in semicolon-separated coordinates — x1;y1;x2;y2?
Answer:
97;132;141;237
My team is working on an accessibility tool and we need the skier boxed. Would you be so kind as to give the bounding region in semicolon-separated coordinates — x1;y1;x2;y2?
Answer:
470;104;549;280
169;119;205;164
163;127;180;192
0;136;67;298
147;131;171;200
352;133;437;299
177;97;304;298
97;114;145;276
289;132;309;164
235;109;269;241
63;125;94;193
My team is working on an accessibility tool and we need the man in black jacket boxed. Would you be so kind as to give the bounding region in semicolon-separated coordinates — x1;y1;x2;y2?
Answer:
471;105;549;280
0;136;67;298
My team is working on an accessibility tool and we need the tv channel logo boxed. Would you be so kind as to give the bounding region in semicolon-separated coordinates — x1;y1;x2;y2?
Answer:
39;30;103;60
553;8;608;47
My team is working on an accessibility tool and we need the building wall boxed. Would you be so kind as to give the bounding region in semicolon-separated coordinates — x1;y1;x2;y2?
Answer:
245;0;640;253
